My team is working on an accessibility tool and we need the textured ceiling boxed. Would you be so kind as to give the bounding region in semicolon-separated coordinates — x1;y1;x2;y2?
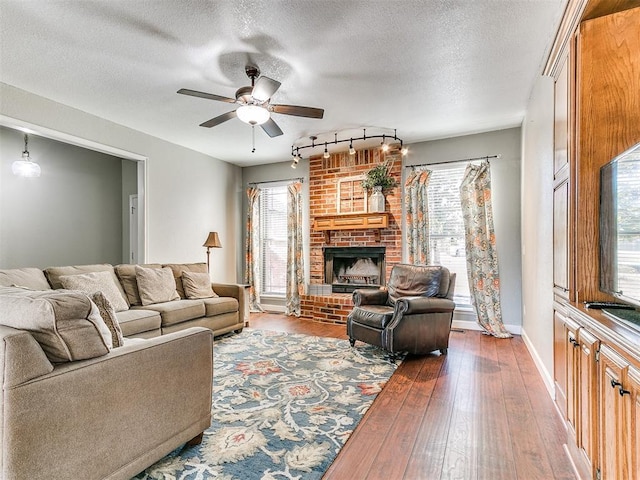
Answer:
0;0;566;166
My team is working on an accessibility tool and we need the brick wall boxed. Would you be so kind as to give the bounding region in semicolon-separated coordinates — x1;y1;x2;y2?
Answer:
301;145;403;324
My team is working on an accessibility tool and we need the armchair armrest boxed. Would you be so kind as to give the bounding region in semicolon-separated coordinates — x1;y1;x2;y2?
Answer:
352;288;389;306
395;296;455;315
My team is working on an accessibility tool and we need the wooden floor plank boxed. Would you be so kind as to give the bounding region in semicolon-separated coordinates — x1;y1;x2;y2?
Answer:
495;335;557;479
364;352;445;480
403;330;468;480
511;336;575;480
247;313;576;480
440;328;482;480
476;332;517;480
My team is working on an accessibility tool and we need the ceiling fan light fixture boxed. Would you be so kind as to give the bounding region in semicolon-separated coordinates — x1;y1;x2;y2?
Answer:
236;105;270;126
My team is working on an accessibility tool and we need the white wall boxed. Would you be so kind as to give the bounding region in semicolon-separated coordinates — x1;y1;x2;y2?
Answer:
0;83;243;283
0;126;126;267
520;75;555;392
406;128;523;332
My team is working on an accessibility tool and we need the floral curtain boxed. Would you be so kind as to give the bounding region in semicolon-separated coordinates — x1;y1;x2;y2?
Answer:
286;182;304;316
459;161;511;338
404;169;432;264
245;186;263;312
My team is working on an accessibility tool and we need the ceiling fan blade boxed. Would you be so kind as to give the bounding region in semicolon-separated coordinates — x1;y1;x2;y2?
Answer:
261;118;284;138
271;104;324;119
177;88;236;103
199;110;237;128
252;76;281;102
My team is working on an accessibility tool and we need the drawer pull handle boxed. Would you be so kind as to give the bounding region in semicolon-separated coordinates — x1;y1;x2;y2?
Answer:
569;338;579;347
619;387;631;397
611;379;623;389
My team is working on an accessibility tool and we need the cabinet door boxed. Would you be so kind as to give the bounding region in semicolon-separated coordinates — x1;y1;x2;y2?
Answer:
554;310;568;419
554;56;570;176
577;328;598;472
553;178;570;295
599;345;629;480
566;317;581;436
627;366;640;479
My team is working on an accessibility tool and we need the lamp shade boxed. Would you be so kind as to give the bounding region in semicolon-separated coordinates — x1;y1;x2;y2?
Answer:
203;232;222;248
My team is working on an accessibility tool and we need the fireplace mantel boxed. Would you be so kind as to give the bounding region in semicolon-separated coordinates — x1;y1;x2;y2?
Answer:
313;212;388;243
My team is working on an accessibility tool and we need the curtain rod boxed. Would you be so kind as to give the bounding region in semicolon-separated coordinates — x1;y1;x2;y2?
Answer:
405;154;501;169
248;177;304;187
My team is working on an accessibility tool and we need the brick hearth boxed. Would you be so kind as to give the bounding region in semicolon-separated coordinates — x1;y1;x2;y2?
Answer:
301;146;402;324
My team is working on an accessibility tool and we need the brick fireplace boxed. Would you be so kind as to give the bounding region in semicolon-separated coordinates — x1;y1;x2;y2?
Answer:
300;146;402;324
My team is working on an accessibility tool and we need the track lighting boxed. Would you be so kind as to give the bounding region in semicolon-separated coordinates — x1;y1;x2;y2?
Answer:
291;128;406;160
291;149;301;169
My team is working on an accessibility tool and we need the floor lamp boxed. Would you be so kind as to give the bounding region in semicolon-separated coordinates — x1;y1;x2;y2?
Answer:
203;232;222;272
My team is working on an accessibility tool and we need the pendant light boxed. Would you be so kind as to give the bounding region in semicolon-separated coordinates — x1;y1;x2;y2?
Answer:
12;134;41;177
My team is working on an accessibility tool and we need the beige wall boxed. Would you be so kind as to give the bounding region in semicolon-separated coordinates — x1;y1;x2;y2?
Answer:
520;75;555;393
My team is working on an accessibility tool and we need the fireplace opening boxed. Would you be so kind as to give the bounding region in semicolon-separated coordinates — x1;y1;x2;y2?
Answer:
324;246;386;293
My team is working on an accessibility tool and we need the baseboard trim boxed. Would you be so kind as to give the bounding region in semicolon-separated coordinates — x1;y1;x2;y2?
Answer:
521;327;555;398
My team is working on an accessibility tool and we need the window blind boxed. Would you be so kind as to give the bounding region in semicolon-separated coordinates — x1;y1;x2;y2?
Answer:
426;165;472;306
259;185;288;296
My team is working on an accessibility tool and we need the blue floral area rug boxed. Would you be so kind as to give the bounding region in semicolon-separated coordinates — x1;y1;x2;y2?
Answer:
135;328;400;480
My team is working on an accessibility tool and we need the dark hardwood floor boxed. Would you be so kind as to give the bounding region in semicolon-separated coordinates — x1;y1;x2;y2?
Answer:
248;312;576;480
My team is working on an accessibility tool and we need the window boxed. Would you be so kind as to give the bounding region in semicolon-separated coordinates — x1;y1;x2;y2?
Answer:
259;185;288;296
427;165;471;307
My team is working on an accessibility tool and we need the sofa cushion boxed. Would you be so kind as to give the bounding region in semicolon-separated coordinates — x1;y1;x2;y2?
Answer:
182;271;217;299
44;264;129;305
348;305;395;330
0;267;52;290
203;296;239;317
134;299;205;327
59;270;130;312
0;287;111;362
114;263;162;306
163;263;208;299
89;291;124;348
136;266;179;306
115;308;161;337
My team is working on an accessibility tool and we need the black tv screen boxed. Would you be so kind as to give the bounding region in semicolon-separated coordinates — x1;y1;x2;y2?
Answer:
599;142;640;308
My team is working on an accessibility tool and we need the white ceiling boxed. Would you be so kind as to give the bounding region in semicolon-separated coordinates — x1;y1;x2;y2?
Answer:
0;0;566;167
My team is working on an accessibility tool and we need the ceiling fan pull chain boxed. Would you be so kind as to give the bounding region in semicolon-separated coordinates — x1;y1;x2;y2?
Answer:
252;125;256;153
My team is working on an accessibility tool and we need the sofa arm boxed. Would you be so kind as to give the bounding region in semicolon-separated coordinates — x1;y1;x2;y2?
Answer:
211;283;247;323
395;296;456;315
2;327;213;480
352;288;389;307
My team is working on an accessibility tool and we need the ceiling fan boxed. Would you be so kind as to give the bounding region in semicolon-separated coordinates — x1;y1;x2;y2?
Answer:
178;65;324;138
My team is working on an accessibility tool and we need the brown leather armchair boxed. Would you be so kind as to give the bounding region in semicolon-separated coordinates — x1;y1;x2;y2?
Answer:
347;264;456;359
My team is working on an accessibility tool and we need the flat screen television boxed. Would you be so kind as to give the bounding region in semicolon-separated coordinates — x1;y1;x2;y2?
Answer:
599;141;640;314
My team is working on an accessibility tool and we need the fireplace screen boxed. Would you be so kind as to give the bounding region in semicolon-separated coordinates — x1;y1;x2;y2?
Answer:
324;246;386;293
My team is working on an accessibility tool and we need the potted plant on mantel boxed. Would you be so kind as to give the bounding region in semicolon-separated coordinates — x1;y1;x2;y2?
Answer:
362;162;397;213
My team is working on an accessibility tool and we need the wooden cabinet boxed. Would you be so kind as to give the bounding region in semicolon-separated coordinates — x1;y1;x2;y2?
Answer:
599;345;632;479
577;328;598;473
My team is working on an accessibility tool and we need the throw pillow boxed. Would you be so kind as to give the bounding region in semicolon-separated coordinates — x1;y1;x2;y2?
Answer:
0;288;111;362
89;291;124;348
181;271;217;299
135;266;179;306
0;267;52;290
59;271;129;312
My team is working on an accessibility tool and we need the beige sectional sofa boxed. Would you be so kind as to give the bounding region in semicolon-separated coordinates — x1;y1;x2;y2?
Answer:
0;262;245;480
0;261;246;339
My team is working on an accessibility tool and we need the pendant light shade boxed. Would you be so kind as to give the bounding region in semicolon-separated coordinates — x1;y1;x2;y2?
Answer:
12;134;41;177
